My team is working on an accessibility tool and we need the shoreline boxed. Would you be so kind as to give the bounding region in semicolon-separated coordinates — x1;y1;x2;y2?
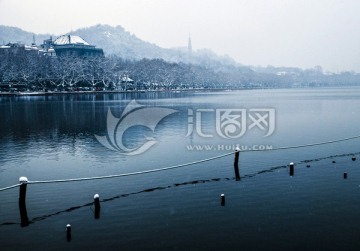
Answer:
0;88;241;97
1;86;355;97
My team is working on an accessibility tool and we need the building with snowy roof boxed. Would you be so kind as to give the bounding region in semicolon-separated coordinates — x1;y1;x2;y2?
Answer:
42;35;104;57
0;42;39;56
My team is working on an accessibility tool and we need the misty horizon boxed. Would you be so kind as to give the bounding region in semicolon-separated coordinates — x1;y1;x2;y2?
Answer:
1;0;359;73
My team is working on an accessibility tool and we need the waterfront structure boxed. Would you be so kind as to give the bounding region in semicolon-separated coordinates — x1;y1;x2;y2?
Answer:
0;33;104;58
48;35;104;57
0;42;39;56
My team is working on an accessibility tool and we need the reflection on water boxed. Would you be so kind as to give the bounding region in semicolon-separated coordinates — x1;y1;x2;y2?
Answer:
1;88;359;172
1;87;360;250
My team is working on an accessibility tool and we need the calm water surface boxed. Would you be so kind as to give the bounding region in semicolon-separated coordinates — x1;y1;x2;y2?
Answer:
1;88;360;250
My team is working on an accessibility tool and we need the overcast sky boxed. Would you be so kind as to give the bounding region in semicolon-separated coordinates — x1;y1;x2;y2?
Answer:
0;0;359;72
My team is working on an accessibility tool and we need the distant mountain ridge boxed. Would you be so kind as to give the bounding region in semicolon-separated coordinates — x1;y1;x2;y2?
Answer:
2;25;360;88
0;24;238;70
0;25;52;46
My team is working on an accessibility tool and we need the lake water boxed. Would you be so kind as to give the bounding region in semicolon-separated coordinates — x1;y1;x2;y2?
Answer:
1;88;360;250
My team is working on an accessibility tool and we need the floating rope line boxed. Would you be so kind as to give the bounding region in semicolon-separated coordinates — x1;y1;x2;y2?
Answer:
29;151;233;184
0;184;20;192
243;134;360;152
0;134;359;191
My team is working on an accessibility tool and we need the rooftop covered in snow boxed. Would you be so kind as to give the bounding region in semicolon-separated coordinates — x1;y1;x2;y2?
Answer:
53;35;90;46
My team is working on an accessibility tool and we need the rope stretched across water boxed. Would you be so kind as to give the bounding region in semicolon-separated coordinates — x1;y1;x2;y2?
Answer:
1;133;360;192
29;151;233;184
0;184;21;192
245;134;360;151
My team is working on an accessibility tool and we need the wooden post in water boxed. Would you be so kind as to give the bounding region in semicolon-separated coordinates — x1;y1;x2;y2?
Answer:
220;194;225;206
343;172;348;179
289;162;294;176
234;147;241;181
66;224;71;242
18;177;29;227
94;194;100;219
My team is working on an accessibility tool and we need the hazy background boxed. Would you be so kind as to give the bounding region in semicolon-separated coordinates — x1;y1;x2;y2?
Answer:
0;0;359;73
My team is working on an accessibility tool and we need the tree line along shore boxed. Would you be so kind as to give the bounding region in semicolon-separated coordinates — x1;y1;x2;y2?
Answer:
1;49;360;94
